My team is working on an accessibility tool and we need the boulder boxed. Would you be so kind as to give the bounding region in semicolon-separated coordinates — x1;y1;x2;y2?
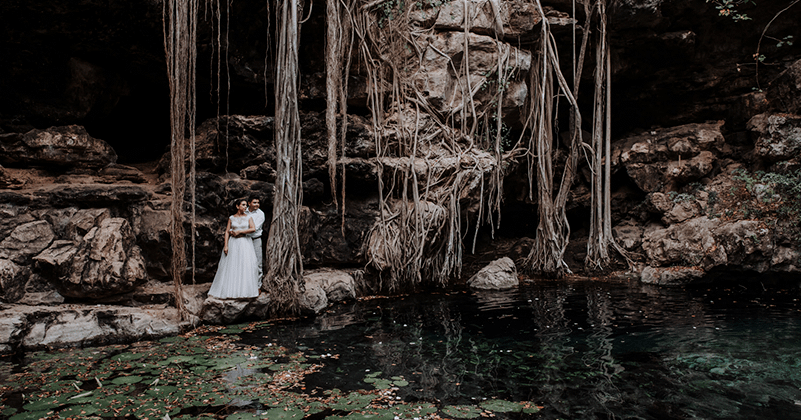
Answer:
65;208;111;241
0;259;29;303
0;125;116;169
0;220;55;265
303;268;357;303
467;257;518;290
748;113;801;162
299;281;328;314
54;218;148;299
32;240;78;282
201;292;271;324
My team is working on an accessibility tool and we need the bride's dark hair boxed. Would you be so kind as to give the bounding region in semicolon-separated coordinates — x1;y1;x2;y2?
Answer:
231;198;248;213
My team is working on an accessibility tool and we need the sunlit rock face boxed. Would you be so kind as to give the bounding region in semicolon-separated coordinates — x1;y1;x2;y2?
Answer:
37;218;148;299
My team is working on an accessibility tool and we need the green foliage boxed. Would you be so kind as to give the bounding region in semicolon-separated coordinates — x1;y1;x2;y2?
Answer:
378;0;405;27
776;35;794;48
731;168;801;224
668;191;696;203
415;0;450;10
706;0;754;21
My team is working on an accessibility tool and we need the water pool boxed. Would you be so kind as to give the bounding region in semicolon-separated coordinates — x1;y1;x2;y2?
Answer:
251;279;801;419
2;278;801;420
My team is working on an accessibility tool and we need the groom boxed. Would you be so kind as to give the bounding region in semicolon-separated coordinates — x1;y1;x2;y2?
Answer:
245;196;265;282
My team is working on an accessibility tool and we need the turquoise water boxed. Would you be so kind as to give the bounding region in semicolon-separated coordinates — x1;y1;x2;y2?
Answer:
2;278;801;419
251;279;801;419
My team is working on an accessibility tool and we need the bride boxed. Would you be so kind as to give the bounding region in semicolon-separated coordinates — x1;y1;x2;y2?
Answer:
208;198;261;299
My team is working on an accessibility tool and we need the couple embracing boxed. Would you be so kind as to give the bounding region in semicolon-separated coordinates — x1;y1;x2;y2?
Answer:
208;196;265;299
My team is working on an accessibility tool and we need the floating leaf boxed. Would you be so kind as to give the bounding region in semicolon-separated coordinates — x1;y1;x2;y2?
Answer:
111;352;145;362
9;410;51;420
441;405;482;419
22;398;61;412
59;404;100;417
260;406;305;419
111;375;145;385
225;413;262;420
328;391;375;411
480;399;523;413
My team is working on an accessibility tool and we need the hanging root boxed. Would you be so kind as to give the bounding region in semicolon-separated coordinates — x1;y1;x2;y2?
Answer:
164;0;199;319
349;0;520;289
264;0;304;315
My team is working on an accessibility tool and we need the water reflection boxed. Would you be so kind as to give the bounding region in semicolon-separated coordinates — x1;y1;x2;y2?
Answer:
252;279;801;419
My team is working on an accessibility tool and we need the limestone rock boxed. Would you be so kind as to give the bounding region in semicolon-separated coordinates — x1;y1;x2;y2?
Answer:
612;222;643;251
32;240;78;281
413;31;531;126
0;259;29;303
646;192;705;225
300;281;328;314
0;304;185;352
304;268;357;303
640;266;706;286
0;220;55;265
55;218;148;299
409;0;545;39
468;257;518;290
642;217;779;274
0;125;116;169
615;122;724;193
65;208;111;241
749;113;801;162
201;292;271;324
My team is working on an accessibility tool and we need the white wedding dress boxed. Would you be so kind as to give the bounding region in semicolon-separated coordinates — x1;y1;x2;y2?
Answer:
208;215;260;299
